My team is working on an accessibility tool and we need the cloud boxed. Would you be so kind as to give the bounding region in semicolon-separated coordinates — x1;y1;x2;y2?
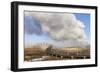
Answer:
25;12;88;43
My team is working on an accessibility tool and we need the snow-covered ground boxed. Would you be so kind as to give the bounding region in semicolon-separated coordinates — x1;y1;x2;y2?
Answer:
29;56;50;62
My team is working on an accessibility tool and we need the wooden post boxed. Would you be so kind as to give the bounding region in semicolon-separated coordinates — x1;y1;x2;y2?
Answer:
55;55;58;58
61;56;63;59
83;56;86;59
51;54;53;56
71;56;74;59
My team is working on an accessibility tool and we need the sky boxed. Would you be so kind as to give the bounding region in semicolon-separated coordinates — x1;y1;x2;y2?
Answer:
75;13;90;41
24;11;90;48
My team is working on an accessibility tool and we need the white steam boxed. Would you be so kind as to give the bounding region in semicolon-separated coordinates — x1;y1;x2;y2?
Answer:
25;12;88;44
